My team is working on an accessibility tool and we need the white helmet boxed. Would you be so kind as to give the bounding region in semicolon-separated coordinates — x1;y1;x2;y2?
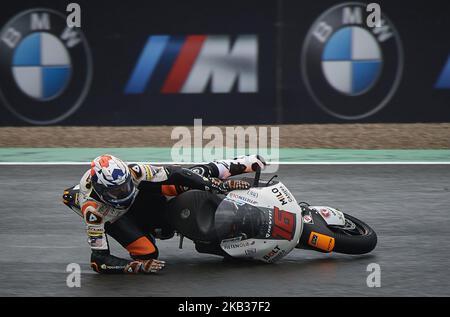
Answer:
90;155;135;209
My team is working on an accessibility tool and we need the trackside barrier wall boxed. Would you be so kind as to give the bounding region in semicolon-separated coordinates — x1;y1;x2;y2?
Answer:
0;0;449;125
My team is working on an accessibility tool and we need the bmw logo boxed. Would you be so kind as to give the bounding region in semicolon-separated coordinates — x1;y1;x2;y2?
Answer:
0;8;92;124
301;2;403;120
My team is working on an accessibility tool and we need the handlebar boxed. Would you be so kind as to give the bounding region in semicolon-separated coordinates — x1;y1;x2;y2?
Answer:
253;165;261;187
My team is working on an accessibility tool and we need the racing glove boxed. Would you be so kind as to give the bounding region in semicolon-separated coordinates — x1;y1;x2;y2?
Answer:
124;259;166;274
210;178;251;193
91;251;165;274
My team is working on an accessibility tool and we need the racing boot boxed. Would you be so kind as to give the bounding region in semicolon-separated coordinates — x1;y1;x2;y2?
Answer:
214;154;266;179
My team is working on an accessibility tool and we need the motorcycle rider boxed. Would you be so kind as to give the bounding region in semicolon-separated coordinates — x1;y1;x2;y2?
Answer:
62;154;266;274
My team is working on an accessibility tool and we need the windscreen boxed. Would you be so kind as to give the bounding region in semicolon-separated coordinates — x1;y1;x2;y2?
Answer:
214;198;269;240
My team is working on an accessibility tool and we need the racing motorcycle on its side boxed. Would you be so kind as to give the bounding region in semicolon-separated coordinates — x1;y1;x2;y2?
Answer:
166;168;377;263
63;168;377;263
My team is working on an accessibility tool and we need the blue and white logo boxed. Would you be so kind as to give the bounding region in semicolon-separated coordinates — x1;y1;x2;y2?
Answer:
322;26;381;96
302;3;403;120
12;32;71;100
0;9;92;125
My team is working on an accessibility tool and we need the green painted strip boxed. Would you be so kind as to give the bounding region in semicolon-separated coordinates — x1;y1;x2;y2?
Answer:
0;148;174;163
0;147;450;162
278;148;450;162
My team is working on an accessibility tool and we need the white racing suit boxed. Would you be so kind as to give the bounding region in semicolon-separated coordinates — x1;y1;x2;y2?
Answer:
62;155;265;274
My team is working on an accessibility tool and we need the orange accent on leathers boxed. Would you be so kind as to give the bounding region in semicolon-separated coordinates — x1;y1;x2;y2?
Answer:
161;184;178;196
81;201;99;216
90;262;99;273
126;236;156;256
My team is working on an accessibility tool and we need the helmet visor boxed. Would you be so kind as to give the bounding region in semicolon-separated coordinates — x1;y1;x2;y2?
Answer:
103;179;134;200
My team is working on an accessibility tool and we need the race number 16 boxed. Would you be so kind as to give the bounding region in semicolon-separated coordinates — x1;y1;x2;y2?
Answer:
271;207;296;241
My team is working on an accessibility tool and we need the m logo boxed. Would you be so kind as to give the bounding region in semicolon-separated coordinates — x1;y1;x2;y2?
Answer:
125;35;258;94
435;56;450;89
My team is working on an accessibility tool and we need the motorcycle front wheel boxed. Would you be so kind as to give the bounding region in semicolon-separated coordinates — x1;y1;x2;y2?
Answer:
328;213;377;255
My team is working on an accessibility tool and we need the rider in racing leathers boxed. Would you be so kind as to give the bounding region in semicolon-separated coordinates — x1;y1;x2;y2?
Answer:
62;154;266;274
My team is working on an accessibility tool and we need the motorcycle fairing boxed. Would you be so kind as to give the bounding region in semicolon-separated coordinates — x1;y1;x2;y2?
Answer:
309;206;346;226
219;182;303;263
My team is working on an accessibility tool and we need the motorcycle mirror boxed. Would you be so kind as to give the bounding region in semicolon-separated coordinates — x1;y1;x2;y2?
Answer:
266;175;278;186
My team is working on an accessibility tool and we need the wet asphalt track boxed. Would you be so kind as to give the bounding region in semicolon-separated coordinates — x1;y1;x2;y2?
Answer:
0;164;449;297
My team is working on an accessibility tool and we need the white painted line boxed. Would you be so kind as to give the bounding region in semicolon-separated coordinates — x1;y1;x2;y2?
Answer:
268;161;450;165
9;245;82;249
1;161;450;165
0;162;91;165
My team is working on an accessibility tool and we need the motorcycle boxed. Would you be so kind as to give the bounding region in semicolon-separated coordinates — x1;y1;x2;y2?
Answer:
166;167;377;263
63;167;377;263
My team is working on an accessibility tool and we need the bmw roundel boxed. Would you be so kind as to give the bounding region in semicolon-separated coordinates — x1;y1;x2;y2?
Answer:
0;8;92;125
301;2;403;120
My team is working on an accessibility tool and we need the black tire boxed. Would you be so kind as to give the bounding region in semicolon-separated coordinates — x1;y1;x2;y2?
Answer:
329;213;377;255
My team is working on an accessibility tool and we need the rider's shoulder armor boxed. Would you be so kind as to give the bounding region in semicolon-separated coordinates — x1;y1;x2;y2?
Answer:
78;170;101;215
79;170;93;195
128;163;169;184
128;163;147;183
